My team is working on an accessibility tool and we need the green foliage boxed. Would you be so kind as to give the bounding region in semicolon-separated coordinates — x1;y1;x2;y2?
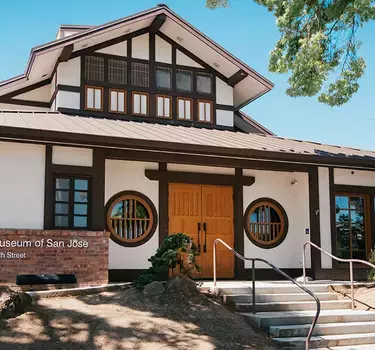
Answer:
206;0;375;106
368;249;375;281
134;233;200;290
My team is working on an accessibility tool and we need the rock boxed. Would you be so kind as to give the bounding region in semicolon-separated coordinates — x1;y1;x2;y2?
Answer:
295;276;313;283
143;281;165;297
0;286;32;319
166;275;197;294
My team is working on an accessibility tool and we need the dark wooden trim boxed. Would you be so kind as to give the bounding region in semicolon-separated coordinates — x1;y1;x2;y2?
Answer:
216;104;234;111
234;168;244;278
158;162;168;246
92;148;105;230
43;145;53;229
228;70;247;87
329;167;336;268
145;169;255;186
308;167;321;275
334;184;375;194
0;99;50;108
51;163;94;175
59;44;74;62
57;84;81;93
150;14;166;34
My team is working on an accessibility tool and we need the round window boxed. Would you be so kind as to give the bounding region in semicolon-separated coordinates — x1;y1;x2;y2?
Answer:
105;191;158;247
244;198;288;249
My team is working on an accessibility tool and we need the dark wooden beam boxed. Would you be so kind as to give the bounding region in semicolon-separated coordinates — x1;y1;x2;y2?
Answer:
150;14;167;34
59;44;74;63
145;169;255;186
228;69;248;87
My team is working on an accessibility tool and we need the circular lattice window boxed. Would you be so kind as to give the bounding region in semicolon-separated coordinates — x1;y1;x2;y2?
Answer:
106;191;157;247
244;198;288;249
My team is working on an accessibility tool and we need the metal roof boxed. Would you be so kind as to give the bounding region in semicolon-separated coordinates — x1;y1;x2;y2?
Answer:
0;111;373;163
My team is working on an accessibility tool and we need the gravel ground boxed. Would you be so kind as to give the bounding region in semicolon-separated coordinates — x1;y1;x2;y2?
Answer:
0;285;275;350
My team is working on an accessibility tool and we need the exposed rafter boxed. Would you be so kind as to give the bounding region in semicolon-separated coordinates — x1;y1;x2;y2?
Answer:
150;14;167;34
228;70;247;87
58;44;74;63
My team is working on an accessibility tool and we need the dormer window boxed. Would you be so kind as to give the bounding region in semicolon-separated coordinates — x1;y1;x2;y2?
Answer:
156;66;172;90
176;69;193;92
133;92;148;116
85;86;103;111
108;59;127;85
177;97;192;121
84;56;104;82
197;72;212;94
198;100;213;123
132;62;149;87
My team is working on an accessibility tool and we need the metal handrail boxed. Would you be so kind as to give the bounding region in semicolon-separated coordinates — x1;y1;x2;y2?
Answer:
213;238;321;350
303;241;375;310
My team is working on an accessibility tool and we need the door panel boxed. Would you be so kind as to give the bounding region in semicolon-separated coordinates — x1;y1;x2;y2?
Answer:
201;185;234;278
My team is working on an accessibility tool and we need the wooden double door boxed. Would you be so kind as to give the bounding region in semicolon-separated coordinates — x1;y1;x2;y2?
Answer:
168;183;234;278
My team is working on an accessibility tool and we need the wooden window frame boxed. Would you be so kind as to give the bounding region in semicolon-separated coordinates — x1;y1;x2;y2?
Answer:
156;94;172;119
197;100;213;123
244;198;289;249
109;88;127;115
177;97;193;121
105;190;158;247
85;85;103;112
132;92;149;116
53;175;91;231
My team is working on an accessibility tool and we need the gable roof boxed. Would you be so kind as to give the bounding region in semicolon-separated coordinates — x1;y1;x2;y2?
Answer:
0;110;374;169
0;4;273;109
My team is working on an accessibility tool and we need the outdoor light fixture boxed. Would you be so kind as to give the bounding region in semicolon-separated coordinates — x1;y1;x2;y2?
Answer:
176;36;184;42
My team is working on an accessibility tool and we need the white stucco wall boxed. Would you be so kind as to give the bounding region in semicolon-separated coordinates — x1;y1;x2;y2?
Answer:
318;167;332;268
334;168;375;187
0;141;45;229
243;169;311;269
57;57;81;86
216;77;233;106
97;41;127;56
52;146;93;167
132;33;149;60
55;91;80;109
176;50;203;68
155;36;172;64
216;110;234;127
105;160;158;269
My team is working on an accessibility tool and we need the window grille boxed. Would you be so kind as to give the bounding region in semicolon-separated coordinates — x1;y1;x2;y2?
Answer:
197;72;212;94
131;62;149;87
84;56;104;81
176;69;193;92
108;59;127;85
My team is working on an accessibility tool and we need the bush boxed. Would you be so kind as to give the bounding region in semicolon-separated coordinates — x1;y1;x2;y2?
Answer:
134;233;200;290
368;249;375;281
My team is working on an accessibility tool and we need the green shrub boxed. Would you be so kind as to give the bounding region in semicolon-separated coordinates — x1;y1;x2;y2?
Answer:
133;233;200;290
368;249;375;281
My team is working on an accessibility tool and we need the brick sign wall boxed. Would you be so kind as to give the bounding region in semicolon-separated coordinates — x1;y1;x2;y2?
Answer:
0;230;109;287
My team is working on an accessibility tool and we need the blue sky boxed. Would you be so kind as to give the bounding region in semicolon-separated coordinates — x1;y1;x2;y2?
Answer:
0;0;374;149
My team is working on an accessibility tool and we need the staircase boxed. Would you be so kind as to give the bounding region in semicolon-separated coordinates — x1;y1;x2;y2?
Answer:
216;282;375;349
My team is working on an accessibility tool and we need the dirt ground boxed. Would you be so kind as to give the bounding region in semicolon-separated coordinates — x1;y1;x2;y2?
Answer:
332;284;375;311
0;286;275;350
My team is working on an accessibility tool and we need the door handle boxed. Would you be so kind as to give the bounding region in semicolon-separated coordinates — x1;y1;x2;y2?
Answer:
197;222;201;252
203;222;207;253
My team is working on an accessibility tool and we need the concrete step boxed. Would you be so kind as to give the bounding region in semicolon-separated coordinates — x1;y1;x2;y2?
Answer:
242;310;375;329
219;284;329;295
269;321;375;337
223;292;338;305
315;345;375;350
235;300;352;312
273;332;375;348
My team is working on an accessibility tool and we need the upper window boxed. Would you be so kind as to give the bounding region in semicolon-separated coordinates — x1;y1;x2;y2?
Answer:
132;62;149;87
84;56;104;81
176;69;193;92
157;95;171;119
197;72;212;94
105;191;157;247
109;89;126;114
177;97;192;121
133;92;148;116
85;86;103;111
54;177;90;230
156;66;172;90
244;198;288;249
335;194;368;261
198;100;213;123
108;59;127;85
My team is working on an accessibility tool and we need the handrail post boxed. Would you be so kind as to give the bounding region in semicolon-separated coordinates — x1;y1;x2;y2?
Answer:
213;240;217;295
252;259;256;314
350;261;355;310
302;243;307;285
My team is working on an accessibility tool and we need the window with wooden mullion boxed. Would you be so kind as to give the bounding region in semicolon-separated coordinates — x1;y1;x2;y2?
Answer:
198;100;213;123
109;89;127;114
156;95;171;119
85;86;103;111
132;92;148;116
177;97;192;121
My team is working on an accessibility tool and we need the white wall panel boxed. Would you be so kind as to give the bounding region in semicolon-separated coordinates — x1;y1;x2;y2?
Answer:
216;110;234;127
57;57;81;86
96;41;127;56
155;36;172;64
176;50;203;68
52;146;93;167
56;91;80;109
334;168;375;187
132;33;149;60
216;77;233;106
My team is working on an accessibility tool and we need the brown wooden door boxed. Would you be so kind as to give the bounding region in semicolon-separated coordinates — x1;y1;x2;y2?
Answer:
168;183;234;279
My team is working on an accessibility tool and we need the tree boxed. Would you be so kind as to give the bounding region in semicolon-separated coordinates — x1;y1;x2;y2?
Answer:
206;0;375;107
